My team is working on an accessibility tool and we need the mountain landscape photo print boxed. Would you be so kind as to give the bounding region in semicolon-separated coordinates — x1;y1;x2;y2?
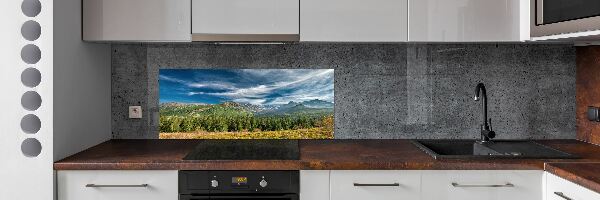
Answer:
159;69;334;139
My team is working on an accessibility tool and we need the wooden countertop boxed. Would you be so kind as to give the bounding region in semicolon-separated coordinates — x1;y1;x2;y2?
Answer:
545;162;600;194
54;139;600;171
54;139;600;193
54;139;600;194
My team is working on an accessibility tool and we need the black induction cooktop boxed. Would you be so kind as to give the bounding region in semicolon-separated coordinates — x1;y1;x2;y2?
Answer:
183;140;300;160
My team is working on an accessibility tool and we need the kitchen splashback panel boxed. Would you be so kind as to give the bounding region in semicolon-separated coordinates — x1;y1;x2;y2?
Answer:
158;69;334;139
112;43;575;139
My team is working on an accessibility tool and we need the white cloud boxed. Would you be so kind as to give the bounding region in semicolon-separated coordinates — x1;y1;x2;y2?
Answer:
271;69;333;88
187;82;236;90
268;84;334;105
161;75;236;90
187;91;205;96
166;69;334;105
203;69;334;103
204;85;269;98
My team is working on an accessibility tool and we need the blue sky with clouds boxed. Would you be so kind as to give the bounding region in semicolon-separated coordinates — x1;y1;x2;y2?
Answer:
159;69;334;105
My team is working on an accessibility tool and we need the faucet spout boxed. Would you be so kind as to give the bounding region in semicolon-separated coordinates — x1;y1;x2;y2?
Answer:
474;83;495;142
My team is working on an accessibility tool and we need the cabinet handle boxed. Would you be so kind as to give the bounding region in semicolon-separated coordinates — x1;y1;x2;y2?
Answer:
353;183;400;187
451;182;514;188
554;192;573;200
85;184;149;188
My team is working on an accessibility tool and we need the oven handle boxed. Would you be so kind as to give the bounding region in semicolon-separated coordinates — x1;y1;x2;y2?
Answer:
180;194;298;200
179;195;209;200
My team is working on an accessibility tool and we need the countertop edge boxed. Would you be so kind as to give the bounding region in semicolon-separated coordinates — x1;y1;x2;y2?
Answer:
545;162;600;194
54;161;544;171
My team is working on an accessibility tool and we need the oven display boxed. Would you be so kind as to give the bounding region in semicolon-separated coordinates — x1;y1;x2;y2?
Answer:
232;177;248;186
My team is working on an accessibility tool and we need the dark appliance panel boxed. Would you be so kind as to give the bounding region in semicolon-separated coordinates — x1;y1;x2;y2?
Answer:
179;171;210;194
183;140;300;161
532;0;600;37
207;171;299;194
179;170;299;200
537;0;600;25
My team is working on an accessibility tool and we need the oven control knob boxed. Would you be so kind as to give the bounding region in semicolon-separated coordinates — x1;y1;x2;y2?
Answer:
211;180;219;188
259;179;268;188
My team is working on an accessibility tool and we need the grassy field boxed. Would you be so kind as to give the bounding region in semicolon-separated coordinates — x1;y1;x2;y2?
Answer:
160;127;333;139
159;102;334;139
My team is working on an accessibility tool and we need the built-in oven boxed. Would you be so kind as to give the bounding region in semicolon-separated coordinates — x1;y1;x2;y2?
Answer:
179;171;299;200
532;0;600;37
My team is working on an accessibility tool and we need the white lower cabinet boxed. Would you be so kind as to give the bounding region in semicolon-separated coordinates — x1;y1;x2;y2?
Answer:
301;170;330;200
57;170;178;200
330;170;421;200
545;172;600;200
56;170;599;200
322;170;543;200
421;170;543;200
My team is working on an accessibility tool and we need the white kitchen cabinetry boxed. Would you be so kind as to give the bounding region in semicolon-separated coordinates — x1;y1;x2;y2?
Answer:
300;170;330;200
421;170;543;200
83;0;191;42
191;0;300;41
300;0;408;42
57;170;178;200
330;170;421;200
409;0;529;42
545;172;600;200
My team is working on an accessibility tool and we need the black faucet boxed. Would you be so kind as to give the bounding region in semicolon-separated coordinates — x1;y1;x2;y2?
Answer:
474;83;495;142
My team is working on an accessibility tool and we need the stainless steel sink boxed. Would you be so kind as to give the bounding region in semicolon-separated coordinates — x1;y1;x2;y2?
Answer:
411;140;578;160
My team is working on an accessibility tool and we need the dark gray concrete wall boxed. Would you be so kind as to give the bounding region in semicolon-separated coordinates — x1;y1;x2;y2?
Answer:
112;43;576;139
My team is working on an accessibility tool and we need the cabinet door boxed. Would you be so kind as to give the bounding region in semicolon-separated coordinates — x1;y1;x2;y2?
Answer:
409;0;528;42
301;0;408;42
57;170;178;200
421;170;543;200
191;0;299;41
330;170;420;200
300;170;330;200
82;0;191;42
545;172;600;200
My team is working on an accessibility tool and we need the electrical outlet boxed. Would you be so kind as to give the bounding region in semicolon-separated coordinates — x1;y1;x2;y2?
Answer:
129;106;142;119
588;106;600;122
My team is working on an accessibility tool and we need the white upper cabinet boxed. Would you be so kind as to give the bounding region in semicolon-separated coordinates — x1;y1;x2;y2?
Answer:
80;0;532;42
191;0;300;41
83;0;191;42
409;0;530;42
300;0;408;42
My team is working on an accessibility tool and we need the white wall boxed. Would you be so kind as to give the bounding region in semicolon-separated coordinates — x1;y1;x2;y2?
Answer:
0;0;54;199
53;0;111;161
0;0;110;199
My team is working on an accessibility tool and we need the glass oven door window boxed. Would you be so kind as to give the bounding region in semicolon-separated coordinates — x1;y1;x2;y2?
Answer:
539;0;600;25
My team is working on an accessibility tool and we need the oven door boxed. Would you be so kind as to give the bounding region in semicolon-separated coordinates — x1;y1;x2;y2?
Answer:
532;0;600;37
180;194;299;200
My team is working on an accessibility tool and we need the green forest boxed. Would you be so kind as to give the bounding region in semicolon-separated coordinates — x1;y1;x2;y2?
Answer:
159;102;334;139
